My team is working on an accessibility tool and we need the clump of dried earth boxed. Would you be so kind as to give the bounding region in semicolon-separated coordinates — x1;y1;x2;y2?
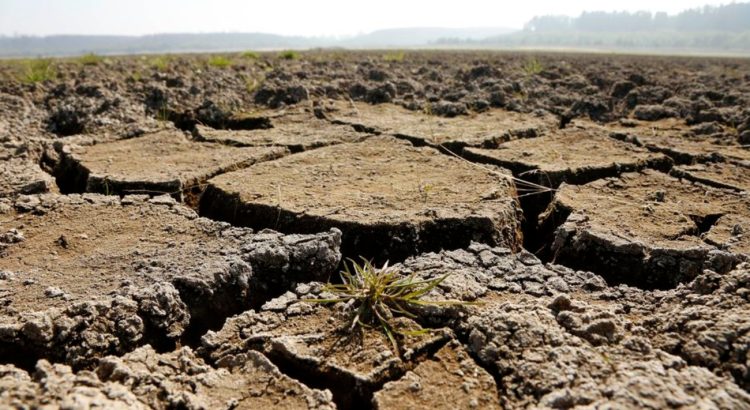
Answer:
1;51;749;408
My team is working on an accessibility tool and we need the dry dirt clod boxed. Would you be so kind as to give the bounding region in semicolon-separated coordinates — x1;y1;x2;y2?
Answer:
390;243;750;408
329;101;557;151
540;170;749;288
53;130;288;201
194;106;371;153
464;119;672;189
0;345;336;409
0;193;341;369
609;118;750;165
199;288;454;410
0;157;55;199
372;340;500;410
671;161;750;193
200;135;523;263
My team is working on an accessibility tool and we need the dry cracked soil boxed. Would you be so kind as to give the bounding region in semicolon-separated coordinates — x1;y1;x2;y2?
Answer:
1;50;750;409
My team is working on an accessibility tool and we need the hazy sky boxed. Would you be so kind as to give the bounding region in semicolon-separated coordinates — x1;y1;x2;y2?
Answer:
0;0;734;37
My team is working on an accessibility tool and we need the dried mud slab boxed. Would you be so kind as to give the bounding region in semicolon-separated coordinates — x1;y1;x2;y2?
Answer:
393;244;750;407
330;101;557;150
671;161;750;192
55;130;287;200
0;346;335;409
703;213;750;256
0;360;143;409
464;122;672;189
540;170;749;288
200;136;522;262
97;346;335;409
0;193;341;368
372;340;499;410
0;157;55;198
199;284;471;409
194;110;371;153
609;118;750;165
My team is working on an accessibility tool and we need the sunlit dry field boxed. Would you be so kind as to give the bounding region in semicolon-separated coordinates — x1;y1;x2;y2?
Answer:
1;50;749;408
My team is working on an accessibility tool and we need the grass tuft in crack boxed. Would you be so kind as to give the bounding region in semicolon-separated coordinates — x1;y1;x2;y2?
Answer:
305;258;471;352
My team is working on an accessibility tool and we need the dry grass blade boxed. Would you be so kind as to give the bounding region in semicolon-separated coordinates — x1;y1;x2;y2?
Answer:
304;257;474;352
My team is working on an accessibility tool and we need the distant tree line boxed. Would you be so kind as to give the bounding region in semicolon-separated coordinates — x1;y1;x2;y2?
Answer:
525;3;750;32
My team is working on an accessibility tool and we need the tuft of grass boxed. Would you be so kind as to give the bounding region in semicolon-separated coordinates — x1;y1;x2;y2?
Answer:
522;57;543;76
382;51;405;62
21;58;56;83
78;53;104;66
278;50;300;60
305;258;470;352
242;50;260;59
245;75;263;93
208;55;232;68
149;56;171;71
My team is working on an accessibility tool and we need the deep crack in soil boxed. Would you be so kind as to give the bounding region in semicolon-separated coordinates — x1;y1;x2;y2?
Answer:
2;50;750;408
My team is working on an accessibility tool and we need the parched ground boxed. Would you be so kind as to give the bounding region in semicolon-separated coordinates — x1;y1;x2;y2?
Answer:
1;50;750;409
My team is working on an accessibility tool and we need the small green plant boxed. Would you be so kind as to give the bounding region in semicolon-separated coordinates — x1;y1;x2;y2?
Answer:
382;51;405;62
244;75;263;93
418;182;434;202
278;50;299;60
156;103;170;122
306;258;469;351
208;55;232;68
130;70;143;82
149;56;171;71
21;58;56;83
522;57;543;76
241;50;260;59
78;53;103;66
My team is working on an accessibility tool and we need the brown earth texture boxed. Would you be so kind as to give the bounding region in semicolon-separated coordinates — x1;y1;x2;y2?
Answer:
1;50;750;409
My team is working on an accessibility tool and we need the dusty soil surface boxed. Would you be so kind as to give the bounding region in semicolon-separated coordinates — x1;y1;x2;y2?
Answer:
0;157;55;198
329;101;557;150
463;120;672;188
6;244;747;408
609;118;750;165
54;130;286;200
194;106;371;153
201;136;522;262
671;161;750;192
0;193;340;368
2;51;750;408
541;170;749;288
0;346;336;409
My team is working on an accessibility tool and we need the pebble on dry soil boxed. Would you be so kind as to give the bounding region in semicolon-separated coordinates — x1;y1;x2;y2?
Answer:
200;136;523;262
0;193;341;368
463;120;672;188
54;130;287;200
329;101;557;150
540;169;749;288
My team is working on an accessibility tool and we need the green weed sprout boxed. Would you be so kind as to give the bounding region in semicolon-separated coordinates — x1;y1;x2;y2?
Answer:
278;50;300;60
78;53;104;66
21;59;56;83
382;51;406;62
208;56;232;68
523;57;543;76
306;258;471;351
149;56;171;71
